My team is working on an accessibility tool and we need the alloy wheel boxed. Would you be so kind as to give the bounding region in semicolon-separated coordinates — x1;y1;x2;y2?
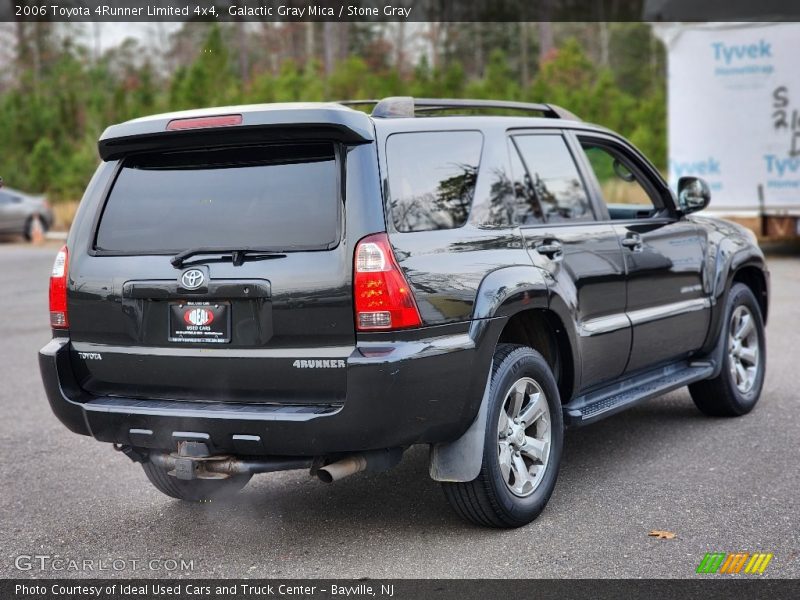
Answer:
497;377;552;497
728;305;760;394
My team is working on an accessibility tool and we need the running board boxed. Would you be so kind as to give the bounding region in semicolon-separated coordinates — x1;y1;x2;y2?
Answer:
563;361;714;427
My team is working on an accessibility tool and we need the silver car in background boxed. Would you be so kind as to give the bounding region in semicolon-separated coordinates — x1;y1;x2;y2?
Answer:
0;186;54;240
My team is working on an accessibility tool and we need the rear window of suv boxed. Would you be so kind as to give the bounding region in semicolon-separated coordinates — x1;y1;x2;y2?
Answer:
95;143;340;253
386;131;483;232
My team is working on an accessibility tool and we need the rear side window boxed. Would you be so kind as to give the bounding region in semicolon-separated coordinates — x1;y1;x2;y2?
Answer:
512;135;592;223
95;143;340;253
386;131;483;232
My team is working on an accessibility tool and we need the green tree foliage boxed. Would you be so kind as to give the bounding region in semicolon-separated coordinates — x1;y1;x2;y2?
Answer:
530;38;665;163
0;23;667;202
171;24;236;109
466;49;521;99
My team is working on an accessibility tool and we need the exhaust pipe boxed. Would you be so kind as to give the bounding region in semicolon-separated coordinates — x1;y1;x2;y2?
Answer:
316;448;403;483
134;442;403;483
148;451;313;481
317;455;368;483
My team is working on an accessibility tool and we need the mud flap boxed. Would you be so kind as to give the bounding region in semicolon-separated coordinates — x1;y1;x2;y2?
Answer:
428;372;491;482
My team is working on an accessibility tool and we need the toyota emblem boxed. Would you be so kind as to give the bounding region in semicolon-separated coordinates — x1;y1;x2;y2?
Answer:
180;269;205;290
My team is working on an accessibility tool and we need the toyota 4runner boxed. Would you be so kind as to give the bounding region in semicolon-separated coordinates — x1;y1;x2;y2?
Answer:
39;97;769;527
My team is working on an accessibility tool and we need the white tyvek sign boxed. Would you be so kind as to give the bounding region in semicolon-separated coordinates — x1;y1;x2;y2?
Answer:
655;22;800;214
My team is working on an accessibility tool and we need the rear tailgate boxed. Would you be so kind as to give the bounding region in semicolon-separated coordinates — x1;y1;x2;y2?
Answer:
68;140;355;405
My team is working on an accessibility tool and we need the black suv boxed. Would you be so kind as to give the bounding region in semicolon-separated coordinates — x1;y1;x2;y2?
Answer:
39;98;769;527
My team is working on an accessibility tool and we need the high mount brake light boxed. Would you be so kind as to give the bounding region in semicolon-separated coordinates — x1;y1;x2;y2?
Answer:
166;114;243;130
49;245;69;329
354;233;422;331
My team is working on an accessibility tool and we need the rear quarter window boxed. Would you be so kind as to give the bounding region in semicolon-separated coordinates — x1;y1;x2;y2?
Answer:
512;134;593;223
95;142;340;253
386;131;483;232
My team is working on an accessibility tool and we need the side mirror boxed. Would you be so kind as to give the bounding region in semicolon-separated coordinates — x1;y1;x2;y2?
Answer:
677;176;710;213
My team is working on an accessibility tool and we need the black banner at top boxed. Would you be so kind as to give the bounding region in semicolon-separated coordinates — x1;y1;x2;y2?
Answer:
4;0;800;22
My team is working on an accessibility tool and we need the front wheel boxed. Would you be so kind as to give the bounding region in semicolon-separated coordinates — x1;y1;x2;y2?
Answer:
689;283;766;416
142;461;251;502
442;344;564;528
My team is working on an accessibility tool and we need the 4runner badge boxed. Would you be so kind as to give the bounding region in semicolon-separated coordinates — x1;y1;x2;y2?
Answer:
293;360;346;369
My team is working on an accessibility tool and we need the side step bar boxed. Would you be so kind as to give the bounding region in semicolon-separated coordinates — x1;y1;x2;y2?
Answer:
563;361;714;427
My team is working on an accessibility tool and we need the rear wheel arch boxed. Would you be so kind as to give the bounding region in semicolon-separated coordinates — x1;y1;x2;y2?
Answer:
497;308;576;403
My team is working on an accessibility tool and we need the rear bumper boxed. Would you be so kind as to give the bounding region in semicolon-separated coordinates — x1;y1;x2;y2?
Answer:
39;325;494;455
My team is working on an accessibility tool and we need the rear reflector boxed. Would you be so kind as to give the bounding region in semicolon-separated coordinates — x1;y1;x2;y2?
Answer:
166;114;243;131
354;233;421;331
49;245;69;329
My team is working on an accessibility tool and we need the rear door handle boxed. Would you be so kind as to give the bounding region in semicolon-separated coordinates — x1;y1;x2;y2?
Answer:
534;240;564;260
621;234;643;252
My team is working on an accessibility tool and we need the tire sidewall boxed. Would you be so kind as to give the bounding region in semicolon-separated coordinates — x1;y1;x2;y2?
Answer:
482;348;563;523
720;284;766;412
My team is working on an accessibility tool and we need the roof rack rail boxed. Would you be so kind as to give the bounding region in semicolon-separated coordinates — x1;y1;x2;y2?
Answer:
337;97;580;121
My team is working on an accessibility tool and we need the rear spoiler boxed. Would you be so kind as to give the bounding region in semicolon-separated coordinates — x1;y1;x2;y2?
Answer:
98;105;374;161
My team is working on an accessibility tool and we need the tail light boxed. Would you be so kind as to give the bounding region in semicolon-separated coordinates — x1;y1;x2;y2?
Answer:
49;245;69;329
354;233;421;331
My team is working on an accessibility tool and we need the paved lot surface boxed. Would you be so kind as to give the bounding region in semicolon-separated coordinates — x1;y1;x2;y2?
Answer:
1;243;798;579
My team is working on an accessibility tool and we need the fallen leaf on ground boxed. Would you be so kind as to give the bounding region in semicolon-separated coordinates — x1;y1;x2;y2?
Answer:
648;530;677;539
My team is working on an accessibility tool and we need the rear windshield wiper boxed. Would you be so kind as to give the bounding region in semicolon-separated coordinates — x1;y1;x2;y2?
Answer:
171;247;287;268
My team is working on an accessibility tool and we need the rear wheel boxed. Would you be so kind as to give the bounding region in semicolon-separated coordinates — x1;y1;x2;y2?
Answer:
442;344;564;528
142;461;251;502
689;283;766;416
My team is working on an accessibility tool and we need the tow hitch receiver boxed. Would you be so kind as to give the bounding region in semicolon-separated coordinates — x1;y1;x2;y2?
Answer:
173;457;201;480
158;442;235;480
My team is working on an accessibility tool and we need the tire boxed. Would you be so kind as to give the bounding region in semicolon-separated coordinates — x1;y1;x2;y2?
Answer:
442;343;564;528
23;215;46;241
689;283;766;417
142;460;251;502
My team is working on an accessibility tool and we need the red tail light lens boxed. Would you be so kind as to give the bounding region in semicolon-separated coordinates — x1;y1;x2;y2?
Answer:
49;245;69;329
354;233;422;331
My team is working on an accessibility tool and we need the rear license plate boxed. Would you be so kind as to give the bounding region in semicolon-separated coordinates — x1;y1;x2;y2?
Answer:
169;302;230;344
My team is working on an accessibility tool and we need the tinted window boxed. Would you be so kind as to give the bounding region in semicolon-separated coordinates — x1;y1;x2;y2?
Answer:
387;131;482;232
96;143;339;253
508;142;545;225
512;135;592;223
480;142;546;228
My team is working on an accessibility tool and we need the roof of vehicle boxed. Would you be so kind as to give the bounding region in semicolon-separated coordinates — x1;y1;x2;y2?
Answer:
0;186;44;200
97;97;612;160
